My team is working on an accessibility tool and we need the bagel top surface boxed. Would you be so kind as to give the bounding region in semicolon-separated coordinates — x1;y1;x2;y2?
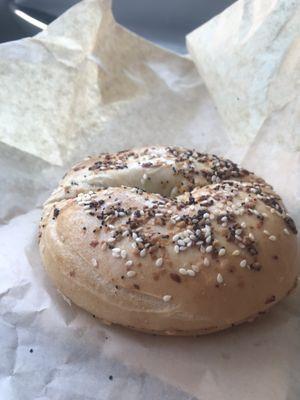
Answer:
39;146;298;335
46;146;263;204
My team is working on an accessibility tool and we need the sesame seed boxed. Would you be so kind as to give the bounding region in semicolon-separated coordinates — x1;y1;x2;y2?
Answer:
221;216;227;222
108;224;115;229
283;228;290;235
235;229;242;235
101;242;107;250
112;247;121;253
191;265;200;272
248;233;255;240
92;258;98;267
206;245;213;253
125;260;133;267
177;239;185;246
203;213;210;219
122;230;129;237
121;250;127;259
263;230;270;235
132;232;137;239
155;258;163;267
241;222;247;228
126;270;136;278
163;295;172;302
240;259;247;268
173;234;180;241
131;242;137;249
187;269;196;277
179;268;187;275
206;236;212;244
269;235;277;241
140;249;147;257
107;238;116;243
232;250;240;256
203;257;210;267
239;243;245;249
143;173;148;180
135;237;143;243
270;208;275;213
218;248;226;256
174;245;180;253
83;205;90;210
216;273;224;284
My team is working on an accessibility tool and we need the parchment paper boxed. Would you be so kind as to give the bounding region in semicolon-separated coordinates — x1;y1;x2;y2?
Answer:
0;0;299;399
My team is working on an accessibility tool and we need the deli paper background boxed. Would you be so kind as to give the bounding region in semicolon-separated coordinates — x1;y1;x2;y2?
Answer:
0;0;299;399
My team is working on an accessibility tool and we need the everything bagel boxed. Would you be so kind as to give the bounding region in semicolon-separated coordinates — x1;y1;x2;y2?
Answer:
39;146;298;335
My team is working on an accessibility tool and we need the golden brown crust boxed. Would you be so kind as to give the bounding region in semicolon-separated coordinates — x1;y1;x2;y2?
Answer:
39;146;298;335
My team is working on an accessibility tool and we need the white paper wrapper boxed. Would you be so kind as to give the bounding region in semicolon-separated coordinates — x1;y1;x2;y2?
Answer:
0;0;299;399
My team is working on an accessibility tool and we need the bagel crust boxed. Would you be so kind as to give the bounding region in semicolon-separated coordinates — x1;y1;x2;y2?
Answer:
39;146;298;335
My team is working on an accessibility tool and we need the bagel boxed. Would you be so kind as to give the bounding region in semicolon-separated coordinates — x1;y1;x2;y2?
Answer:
39;146;298;335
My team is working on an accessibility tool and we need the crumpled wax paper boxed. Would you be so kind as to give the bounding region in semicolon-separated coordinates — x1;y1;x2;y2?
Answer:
0;0;299;399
